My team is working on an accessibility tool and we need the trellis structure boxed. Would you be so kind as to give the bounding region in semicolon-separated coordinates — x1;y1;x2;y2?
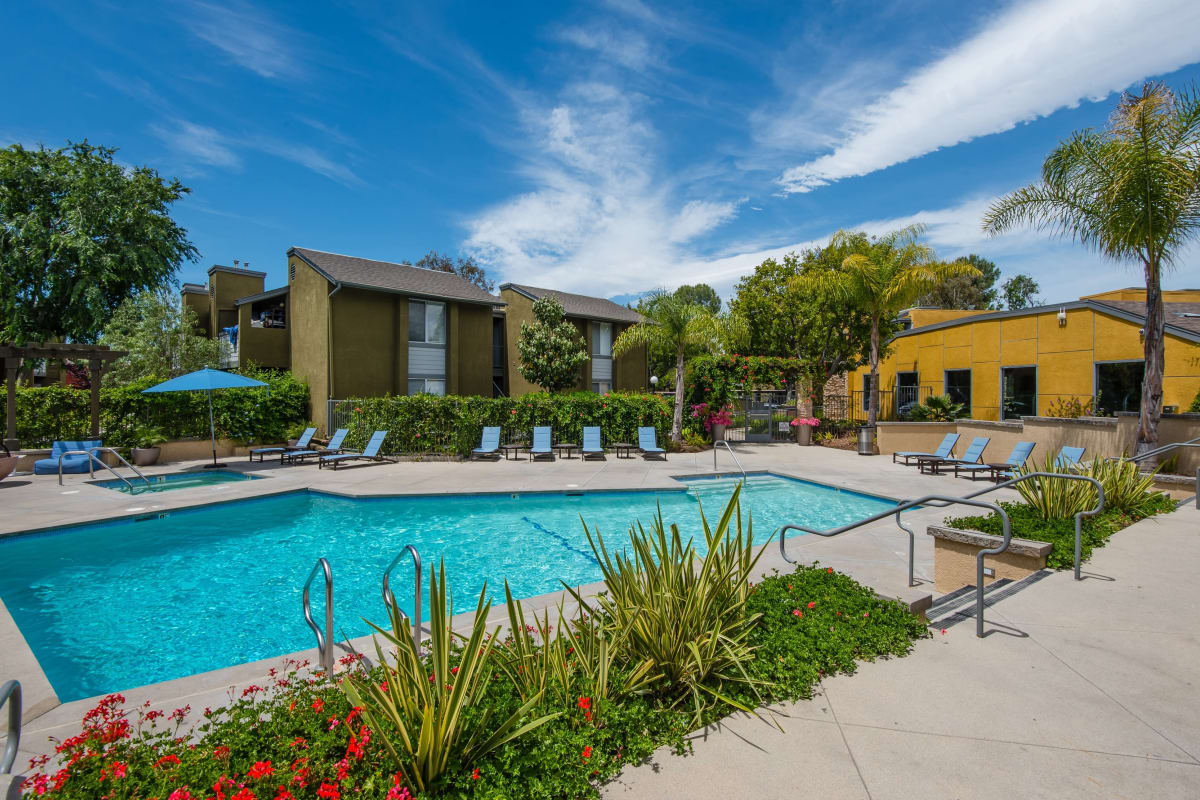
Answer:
2;342;127;450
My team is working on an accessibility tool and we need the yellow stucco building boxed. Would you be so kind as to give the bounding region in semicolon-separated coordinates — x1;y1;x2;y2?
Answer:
852;289;1200;421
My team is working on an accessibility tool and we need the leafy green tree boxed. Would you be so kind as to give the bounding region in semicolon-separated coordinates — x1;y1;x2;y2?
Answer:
729;239;877;394
1000;274;1041;309
100;290;221;385
672;283;722;314
516;296;589;392
918;254;1001;309
0;141;197;343
414;250;495;293
984;82;1200;453
797;225;979;426
614;291;723;442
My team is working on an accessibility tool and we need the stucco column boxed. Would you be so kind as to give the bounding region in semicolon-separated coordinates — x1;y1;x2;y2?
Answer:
89;358;103;438
4;357;19;450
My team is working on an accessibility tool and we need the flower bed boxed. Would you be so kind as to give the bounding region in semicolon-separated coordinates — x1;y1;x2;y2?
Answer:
22;491;927;799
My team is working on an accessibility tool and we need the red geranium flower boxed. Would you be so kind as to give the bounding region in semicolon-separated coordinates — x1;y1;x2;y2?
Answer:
807;601;816;609
248;761;274;779
471;768;480;780
582;746;592;759
577;696;591;710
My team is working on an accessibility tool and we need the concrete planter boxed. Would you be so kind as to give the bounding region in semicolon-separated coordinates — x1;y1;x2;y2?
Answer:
710;423;726;442
0;455;17;481
795;425;813;446
131;447;161;467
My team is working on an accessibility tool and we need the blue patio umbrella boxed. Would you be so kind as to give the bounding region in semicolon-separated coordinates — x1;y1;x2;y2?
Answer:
142;368;268;468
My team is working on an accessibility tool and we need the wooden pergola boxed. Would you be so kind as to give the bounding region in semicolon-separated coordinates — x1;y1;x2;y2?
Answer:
2;342;127;450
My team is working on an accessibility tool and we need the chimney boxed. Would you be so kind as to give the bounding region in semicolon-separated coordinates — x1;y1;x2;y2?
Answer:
234;259;240;268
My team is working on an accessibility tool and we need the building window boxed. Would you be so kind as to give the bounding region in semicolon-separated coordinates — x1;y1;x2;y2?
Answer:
895;371;920;416
1001;366;1036;419
250;297;286;329
861;374;874;411
945;369;971;416
591;322;613;391
408;300;446;394
1095;361;1143;415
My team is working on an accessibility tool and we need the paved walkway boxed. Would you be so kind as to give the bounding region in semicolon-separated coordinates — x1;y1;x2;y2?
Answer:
602;503;1200;800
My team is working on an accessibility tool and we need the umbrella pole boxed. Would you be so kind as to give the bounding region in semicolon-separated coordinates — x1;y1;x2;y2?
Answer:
205;389;224;469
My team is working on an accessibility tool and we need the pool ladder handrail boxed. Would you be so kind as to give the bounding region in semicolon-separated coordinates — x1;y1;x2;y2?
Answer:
302;558;334;675
713;439;747;481
56;447;151;490
90;447;151;489
382;545;422;650
1;679;19;775
779;472;1103;637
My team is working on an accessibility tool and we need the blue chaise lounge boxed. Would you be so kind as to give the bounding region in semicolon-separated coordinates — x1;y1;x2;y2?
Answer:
34;440;103;475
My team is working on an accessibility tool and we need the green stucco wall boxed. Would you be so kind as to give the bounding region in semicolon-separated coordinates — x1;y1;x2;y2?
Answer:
287;255;330;429
330;287;398;399
453;303;494;396
208;269;264;336
614;324;647;391
182;291;210;337
236;303;290;370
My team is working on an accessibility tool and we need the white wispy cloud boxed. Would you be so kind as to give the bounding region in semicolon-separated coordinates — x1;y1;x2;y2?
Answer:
778;0;1200;193
183;1;302;79
555;25;655;71
150;118;362;186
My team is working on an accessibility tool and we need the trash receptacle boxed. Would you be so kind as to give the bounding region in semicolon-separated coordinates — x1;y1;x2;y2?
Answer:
856;425;876;456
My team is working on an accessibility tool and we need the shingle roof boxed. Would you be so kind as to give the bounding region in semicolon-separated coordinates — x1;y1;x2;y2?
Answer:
500;284;643;324
1095;300;1200;336
289;247;501;306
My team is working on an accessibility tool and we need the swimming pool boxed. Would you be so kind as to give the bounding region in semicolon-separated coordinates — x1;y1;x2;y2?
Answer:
0;474;899;701
95;470;260;494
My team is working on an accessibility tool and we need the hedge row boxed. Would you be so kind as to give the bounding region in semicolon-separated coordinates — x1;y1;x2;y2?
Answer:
13;366;309;447
337;392;673;456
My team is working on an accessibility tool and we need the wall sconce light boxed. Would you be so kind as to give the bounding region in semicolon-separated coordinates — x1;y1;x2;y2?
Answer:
1057;307;1067;327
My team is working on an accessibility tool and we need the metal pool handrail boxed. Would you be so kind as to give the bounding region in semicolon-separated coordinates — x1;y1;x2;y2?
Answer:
302;558;333;675
780;495;1011;637
713;439;747;480
89;446;151;489
1;679;19;775
382;545;423;650
58;449;132;489
893;471;1104;583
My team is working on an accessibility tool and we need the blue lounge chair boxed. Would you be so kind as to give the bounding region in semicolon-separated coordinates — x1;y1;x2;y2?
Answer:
528;427;554;461
582;426;605;460
919;436;989;474
472;426;502;460
1055;446;1086;471
954;441;1035;481
34;440;103;475
287;429;349;464
893;433;959;466
637;426;666;460
318;431;392;470
250;427;316;463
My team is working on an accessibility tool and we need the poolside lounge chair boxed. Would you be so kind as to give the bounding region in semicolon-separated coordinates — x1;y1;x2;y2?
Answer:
637;427;666;461
893;433;959;466
954;441;1035;481
34;440;103;475
1055;446;1086;471
528;427;554;461
582;426;605;460
918;436;989;475
318;431;393;470
472;426;502;460
249;427;316;463
287;428;349;464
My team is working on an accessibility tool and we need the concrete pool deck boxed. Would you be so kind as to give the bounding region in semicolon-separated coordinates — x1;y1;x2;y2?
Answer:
2;443;1197;797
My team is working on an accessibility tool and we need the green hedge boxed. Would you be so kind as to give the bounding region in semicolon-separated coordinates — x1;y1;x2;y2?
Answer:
14;365;309;447
338;391;672;456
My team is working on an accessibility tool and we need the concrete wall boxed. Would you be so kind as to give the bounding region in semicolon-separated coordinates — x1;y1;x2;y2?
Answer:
288;254;331;429
501;288;540;396
182;291;210;337
877;413;1200;474
453;303;494;396
236;303;290;369
329;287;398;400
854;306;1200;421
208;269;265;336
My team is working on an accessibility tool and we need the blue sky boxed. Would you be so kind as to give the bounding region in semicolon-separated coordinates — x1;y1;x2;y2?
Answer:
5;0;1200;304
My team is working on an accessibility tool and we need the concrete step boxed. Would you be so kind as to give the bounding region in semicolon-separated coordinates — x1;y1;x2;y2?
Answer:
927;570;1052;628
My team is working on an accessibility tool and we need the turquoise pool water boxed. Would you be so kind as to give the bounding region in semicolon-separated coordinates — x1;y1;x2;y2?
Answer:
0;474;899;701
95;470;259;494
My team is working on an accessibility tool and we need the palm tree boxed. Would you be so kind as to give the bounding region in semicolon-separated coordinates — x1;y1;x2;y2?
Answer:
614;291;722;442
795;226;979;426
983;83;1200;455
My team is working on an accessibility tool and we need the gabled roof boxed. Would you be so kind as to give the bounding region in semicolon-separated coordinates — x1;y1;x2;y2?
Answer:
500;283;643;324
288;247;501;307
208;264;266;278
892;299;1200;344
235;286;289;306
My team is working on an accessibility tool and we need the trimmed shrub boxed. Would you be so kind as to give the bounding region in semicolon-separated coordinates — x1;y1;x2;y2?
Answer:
338;392;672;456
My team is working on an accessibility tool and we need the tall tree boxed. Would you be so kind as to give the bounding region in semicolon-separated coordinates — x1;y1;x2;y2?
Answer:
0;141;197;343
516;296;589;392
100;290;221;384
638;284;724;383
796;225;979;426
918;254;1001;309
414;250;495;293
672;283;722;314
729;240;877;390
983;83;1200;454
1001;274;1041;309
613;291;722;442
